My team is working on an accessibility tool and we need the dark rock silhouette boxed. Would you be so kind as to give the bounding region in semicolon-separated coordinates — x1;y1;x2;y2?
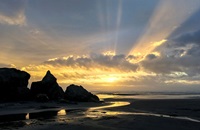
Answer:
0;68;99;102
0;68;30;101
30;70;64;100
36;94;49;102
64;84;99;102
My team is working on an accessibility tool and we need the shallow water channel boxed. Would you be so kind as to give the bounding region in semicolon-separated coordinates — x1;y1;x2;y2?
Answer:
0;101;199;129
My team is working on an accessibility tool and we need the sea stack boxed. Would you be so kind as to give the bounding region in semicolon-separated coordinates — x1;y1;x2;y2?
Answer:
0;68;30;101
30;70;64;100
64;84;100;102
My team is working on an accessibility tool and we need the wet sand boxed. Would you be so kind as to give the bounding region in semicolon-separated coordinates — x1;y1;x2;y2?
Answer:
0;97;200;130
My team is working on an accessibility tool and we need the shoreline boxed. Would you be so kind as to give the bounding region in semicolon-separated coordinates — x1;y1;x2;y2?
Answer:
0;97;200;130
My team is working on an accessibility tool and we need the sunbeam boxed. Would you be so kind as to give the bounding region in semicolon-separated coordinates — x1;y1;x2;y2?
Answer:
97;1;114;53
106;0;112;51
97;1;122;54
114;0;122;53
2;0;200;92
128;0;200;61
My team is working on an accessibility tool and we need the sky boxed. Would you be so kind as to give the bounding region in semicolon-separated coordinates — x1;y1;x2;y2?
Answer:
1;0;200;92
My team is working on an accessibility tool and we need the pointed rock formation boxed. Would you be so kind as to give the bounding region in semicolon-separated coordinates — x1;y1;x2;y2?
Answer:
0;68;30;101
42;70;57;84
30;70;64;100
64;84;99;102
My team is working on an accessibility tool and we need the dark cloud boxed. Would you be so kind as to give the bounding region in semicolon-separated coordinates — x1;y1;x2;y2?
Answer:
169;8;200;38
186;45;200;56
145;54;158;60
141;56;182;74
142;29;200;77
174;29;200;45
44;54;138;72
142;50;200;76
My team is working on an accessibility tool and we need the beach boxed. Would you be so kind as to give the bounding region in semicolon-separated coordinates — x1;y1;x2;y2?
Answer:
0;93;200;130
1;0;200;129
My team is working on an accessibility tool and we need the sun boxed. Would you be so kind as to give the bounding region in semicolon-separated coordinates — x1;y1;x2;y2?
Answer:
106;77;118;83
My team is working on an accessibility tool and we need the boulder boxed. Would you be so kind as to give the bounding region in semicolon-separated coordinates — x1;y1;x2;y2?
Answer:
64;84;99;102
0;68;30;101
30;70;64;100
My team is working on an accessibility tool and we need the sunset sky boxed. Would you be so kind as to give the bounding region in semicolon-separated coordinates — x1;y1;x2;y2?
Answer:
1;0;200;92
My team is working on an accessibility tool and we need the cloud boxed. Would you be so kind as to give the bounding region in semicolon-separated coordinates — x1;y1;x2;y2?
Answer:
141;54;182;74
141;48;200;76
171;29;200;58
141;29;200;78
20;50;200;91
44;53;139;72
20;53;141;91
0;63;16;68
0;0;26;25
145;54;158;60
173;29;200;46
0;63;11;68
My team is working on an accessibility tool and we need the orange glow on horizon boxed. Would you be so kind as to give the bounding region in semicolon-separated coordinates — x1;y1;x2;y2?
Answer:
21;61;154;91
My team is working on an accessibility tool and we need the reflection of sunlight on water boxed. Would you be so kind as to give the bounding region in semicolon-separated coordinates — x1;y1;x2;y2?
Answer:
87;107;200;123
86;101;200;123
86;110;133;119
57;109;67;116
11;101;200;125
91;101;130;110
110;102;130;107
25;113;32;125
89;101;130;110
25;113;29;120
103;111;131;116
56;109;70;123
97;94;200;100
86;101;130;119
25;113;37;125
97;94;116;100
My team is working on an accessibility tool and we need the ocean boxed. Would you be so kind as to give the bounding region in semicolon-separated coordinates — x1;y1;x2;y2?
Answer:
96;92;200;100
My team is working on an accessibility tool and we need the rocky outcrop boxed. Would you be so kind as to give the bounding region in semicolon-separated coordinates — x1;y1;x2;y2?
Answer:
30;70;64;100
0;68;99;102
0;68;30;101
64;84;99;102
